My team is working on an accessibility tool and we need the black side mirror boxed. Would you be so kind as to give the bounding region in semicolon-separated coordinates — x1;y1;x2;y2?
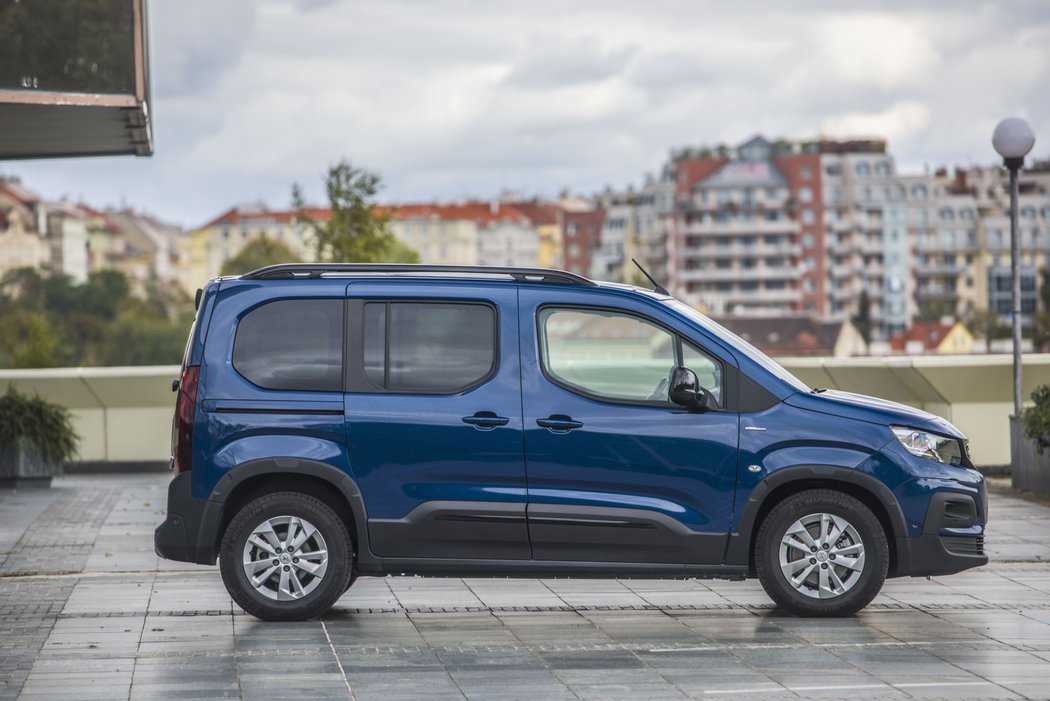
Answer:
668;366;718;411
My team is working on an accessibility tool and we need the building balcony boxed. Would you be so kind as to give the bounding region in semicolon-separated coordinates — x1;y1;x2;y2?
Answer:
915;287;959;299
721;288;801;304
678;265;805;283
680;242;801;259
679;218;798;235
914;263;968;276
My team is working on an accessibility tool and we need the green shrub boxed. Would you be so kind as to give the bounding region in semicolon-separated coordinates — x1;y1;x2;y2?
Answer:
1022;385;1050;455
0;386;80;464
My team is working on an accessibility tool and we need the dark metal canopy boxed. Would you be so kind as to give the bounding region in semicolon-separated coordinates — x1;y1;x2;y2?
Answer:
0;0;152;160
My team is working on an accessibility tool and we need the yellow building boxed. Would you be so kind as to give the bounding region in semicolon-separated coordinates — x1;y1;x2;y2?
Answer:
889;320;974;355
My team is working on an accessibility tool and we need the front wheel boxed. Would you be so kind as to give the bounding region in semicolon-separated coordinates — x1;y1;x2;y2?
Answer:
754;489;888;616
219;492;353;621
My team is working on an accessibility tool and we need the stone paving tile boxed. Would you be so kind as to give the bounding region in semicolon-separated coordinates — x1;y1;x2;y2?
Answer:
5;473;1050;699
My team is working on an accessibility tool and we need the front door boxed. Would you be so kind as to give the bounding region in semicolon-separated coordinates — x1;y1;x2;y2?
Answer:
344;281;529;560
519;288;739;564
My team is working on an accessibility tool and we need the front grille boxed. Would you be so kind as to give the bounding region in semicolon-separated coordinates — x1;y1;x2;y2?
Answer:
941;535;985;556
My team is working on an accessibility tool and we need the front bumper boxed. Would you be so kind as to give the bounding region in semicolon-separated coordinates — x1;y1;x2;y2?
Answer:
154;471;217;565
893;489;988;577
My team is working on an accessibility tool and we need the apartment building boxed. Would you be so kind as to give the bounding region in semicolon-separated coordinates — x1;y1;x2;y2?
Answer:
669;136;818;317
0;179;49;278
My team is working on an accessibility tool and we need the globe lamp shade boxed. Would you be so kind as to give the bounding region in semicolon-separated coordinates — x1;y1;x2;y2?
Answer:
992;117;1036;160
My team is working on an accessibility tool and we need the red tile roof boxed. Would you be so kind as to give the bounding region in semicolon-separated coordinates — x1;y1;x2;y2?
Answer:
888;321;956;352
200;201;545;230
200;206;332;229
389;202;530;226
0;179;40;205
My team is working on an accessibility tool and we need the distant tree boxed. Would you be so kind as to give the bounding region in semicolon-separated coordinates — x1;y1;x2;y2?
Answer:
916;298;958;323
0;304;65;368
851;289;872;344
0;267;47;310
964;307;1010;346
81;270;130;320
293;160;419;264
96;298;189;366
221;238;302;276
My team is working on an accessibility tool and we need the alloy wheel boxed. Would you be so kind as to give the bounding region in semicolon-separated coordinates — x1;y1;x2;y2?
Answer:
778;512;866;599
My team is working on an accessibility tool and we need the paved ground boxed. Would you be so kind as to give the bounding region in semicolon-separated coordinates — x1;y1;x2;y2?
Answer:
1;474;1049;700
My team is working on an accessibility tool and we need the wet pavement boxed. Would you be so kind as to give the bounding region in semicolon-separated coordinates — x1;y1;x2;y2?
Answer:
1;473;1049;700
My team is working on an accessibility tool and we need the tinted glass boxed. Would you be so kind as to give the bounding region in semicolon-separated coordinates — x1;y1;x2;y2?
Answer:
0;0;136;94
233;299;343;391
363;303;386;388
363;302;495;392
541;308;676;402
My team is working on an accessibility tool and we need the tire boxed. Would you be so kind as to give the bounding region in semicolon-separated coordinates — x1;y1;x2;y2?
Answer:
219;492;353;621
754;488;888;617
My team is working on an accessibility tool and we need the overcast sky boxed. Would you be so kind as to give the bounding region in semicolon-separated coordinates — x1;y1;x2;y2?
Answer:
4;0;1050;228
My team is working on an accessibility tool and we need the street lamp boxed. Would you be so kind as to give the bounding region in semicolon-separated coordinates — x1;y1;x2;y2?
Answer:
992;117;1036;418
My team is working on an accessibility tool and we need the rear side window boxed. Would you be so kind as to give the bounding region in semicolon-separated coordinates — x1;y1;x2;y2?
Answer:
360;301;496;392
233;299;343;391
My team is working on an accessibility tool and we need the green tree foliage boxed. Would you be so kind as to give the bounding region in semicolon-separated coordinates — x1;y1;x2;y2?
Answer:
1023;385;1050;455
294;160;419;264
0;267;192;368
851;289;872;344
220;238;302;276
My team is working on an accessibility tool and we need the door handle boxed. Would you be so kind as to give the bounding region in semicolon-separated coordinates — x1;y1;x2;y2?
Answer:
536;415;583;431
462;412;510;428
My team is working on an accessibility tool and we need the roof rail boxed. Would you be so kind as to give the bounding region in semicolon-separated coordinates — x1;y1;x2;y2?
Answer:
239;263;596;286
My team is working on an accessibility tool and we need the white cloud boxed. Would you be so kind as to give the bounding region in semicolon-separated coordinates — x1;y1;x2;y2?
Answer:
6;0;1050;227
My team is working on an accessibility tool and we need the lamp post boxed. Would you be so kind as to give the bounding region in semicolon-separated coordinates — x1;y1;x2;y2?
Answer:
992;117;1036;418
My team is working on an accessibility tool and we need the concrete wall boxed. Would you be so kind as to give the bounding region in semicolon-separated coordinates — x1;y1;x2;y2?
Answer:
3;355;1048;467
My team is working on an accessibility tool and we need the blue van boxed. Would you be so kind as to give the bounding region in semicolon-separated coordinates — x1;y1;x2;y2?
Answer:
155;264;987;621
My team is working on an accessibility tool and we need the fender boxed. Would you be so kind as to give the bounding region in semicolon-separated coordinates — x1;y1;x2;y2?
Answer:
194;457;371;566
723;464;909;568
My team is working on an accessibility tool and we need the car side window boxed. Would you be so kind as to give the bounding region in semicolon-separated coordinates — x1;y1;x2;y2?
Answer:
540;308;677;403
360;301;496;392
232;298;343;391
682;340;723;406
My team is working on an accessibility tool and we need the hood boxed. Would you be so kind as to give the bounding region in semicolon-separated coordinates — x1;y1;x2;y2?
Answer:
784;389;965;439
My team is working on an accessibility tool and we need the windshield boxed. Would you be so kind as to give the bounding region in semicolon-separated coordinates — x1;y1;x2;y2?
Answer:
665;299;811;394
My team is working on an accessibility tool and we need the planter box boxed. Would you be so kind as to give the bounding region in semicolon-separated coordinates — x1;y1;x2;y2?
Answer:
1011;416;1050;496
0;438;63;488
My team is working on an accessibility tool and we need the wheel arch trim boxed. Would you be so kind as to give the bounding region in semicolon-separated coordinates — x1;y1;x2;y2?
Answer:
197;458;371;565
724;464;908;570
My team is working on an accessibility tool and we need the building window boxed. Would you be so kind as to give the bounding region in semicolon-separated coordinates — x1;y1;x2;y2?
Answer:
825;163;842;176
801;209;815;224
798;187;813;203
939;208;955;221
855;162;871;177
800;166;813;180
802;233;814;247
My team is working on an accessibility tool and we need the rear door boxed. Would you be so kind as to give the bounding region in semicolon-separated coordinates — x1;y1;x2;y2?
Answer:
343;280;529;560
519;287;739;565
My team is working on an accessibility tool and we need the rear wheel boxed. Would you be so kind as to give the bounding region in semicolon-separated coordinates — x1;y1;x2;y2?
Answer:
754;489;888;616
219;492;353;621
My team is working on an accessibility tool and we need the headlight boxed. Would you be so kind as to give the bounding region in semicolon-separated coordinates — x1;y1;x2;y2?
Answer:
891;426;963;465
